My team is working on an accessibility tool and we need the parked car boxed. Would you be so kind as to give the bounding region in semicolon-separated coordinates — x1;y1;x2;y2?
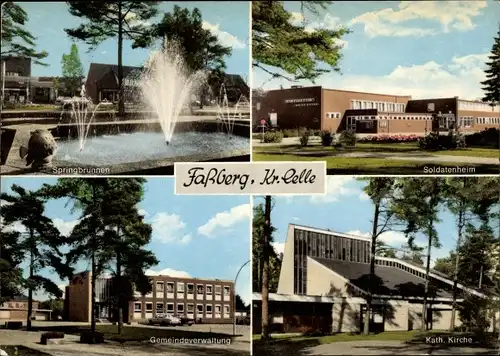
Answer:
148;314;181;326
173;314;194;326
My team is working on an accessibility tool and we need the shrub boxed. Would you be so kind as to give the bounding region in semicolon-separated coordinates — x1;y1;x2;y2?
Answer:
339;130;356;147
282;129;299;138
465;128;499;148
80;331;105;344
252;133;263;141
358;134;420;143
320;131;334;146
299;130;310;146
41;332;64;345
418;131;466;150
263;131;283;143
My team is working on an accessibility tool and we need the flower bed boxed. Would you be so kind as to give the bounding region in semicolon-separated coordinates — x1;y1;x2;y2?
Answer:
358;134;420;143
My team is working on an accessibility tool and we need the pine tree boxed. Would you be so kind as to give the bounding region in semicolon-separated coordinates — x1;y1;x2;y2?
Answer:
481;26;500;105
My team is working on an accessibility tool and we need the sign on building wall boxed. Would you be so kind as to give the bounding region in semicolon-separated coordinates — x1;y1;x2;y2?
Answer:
284;98;319;107
269;113;277;126
427;103;435;111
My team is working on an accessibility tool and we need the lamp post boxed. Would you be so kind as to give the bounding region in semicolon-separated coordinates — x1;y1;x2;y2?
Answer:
233;260;250;336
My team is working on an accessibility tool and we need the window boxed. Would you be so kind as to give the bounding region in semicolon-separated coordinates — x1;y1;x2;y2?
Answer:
187;283;194;294
156;302;164;314
187;304;194;313
167;303;174;313
206;305;213;313
215;286;222;296
197;284;204;294
206;285;213;295
223;286;230;296
215;305;222;313
146;303;153;312
256;102;261;111
177;303;184;313
6;72;19;76
177;282;185;293
166;282;174;293
460;116;474;127
196;304;204;313
224;305;230;314
156;281;164;292
370;116;376;120
134;302;141;312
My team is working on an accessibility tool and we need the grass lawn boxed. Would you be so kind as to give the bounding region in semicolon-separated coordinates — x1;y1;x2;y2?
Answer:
30;324;235;343
253;153;499;174
0;345;51;356
4;105;59;112
254;143;499;158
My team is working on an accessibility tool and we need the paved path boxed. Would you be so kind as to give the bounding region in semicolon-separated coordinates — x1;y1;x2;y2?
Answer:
305;340;498;355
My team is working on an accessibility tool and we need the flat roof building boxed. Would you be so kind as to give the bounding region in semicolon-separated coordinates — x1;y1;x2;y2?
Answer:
253;86;500;134
253;224;499;334
65;271;235;324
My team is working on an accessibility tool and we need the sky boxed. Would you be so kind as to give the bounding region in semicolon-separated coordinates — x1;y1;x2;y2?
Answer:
10;1;250;80
0;177;252;305
257;177;499;269
254;0;500;100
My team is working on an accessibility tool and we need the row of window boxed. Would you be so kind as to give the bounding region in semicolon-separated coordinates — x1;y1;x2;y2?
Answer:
346;115;432;121
458;101;499;112
462;116;500;126
134;301;230;315
351;100;406;113
375;259;427;280
153;281;230;296
326;112;341;119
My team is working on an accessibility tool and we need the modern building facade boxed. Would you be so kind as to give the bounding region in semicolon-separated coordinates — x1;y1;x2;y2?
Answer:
1;56;58;104
253;86;500;134
253;224;500;334
65;271;235;324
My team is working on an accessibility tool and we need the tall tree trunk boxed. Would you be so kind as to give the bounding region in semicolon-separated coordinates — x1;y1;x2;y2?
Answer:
450;207;464;331
364;202;380;335
90;185;97;334
117;0;125;117
117;227;123;335
27;232;34;330
421;224;433;331
261;196;271;340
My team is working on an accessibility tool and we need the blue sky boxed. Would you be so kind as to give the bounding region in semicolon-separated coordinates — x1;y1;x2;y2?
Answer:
258;177;499;268
13;1;249;79
0;177;251;304
255;0;500;100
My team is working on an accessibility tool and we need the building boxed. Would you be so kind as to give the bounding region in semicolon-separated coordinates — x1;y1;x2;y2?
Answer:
1;56;58;104
85;62;250;104
0;295;51;321
252;224;500;334
253;86;500;134
65;271;235;324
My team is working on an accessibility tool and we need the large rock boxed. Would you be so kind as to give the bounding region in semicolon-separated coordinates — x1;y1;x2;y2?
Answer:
19;129;58;171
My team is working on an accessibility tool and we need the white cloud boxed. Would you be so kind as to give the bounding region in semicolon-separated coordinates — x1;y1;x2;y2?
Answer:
255;52;491;100
346;230;408;246
138;208;148;217
197;204;250;237
349;1;487;38
202;21;246;49
124;11;151;28
289;12;304;24
309;176;359;204
289;13;349;48
292;216;301;221
146;268;191;278
271;241;285;256
150;212;192;244
52;218;79;236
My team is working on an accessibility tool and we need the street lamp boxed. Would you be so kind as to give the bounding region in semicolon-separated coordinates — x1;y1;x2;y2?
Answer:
233;260;250;336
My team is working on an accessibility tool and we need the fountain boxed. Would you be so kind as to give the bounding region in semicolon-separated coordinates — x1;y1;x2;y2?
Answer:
139;40;206;145
11;40;250;175
216;84;250;136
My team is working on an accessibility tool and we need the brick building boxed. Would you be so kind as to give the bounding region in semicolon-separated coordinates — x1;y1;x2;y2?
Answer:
253;86;500;134
0;295;51;321
65;272;235;324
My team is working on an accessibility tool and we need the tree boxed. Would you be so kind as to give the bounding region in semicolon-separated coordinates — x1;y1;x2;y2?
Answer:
261;195;272;340
375;240;397;258
133;5;232;108
359;178;397;335
61;43;85;96
433;254;455;277
65;1;160;115
1;2;48;65
235;294;249;311
252;202;281;294
0;185;64;330
252;1;349;83
399;244;425;266
481;25;500;106
39;299;64;320
394;178;446;331
39;178;157;336
0;229;25;304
